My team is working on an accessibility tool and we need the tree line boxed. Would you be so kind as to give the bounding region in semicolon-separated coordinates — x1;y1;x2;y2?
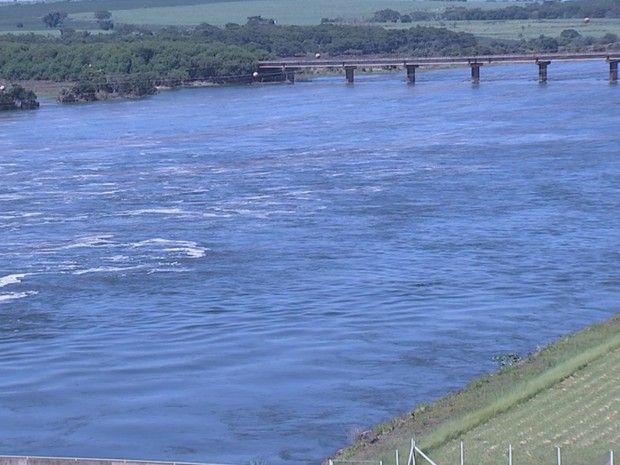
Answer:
1;19;618;102
42;9;115;30
0;23;484;86
369;0;620;23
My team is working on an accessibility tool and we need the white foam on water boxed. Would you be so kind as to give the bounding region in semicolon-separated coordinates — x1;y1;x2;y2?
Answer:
242;195;273;201
163;247;205;258
0;273;26;288
0;212;43;220
155;166;194;175
92;190;123;196
148;267;191;274
0;291;38;303
202;212;233;218
132;238;207;258
59;234;116;250
0;193;25;201
73;265;146;275
126;208;193;216
71;174;105;180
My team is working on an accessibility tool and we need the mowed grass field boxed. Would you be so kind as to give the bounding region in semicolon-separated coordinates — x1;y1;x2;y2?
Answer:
0;0;228;31
336;315;620;465
0;0;521;32
431;346;619;465
67;0;518;27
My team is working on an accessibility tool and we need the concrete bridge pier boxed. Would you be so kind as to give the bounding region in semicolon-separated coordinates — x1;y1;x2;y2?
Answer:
406;64;419;84
284;67;296;84
537;61;551;83
256;67;284;82
345;66;356;84
470;63;482;84
609;60;619;83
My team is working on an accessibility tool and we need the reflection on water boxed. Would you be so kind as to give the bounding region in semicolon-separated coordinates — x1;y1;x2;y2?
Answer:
0;62;619;465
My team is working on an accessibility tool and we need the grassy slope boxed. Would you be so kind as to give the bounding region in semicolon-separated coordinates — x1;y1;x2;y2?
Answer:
334;314;620;465
432;346;619;465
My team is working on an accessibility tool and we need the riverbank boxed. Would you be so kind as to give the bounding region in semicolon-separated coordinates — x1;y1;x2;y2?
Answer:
0;63;511;105
332;314;620;465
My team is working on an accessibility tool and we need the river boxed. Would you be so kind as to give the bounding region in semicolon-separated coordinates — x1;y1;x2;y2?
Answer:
1;61;618;465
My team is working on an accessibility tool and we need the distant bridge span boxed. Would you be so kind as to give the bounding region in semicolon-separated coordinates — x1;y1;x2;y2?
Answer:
257;52;620;84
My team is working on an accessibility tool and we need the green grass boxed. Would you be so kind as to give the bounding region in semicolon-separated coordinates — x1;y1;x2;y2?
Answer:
382;18;620;40
3;0;619;40
0;0;235;32
0;0;521;32
431;348;619;465
68;0;519;27
334;314;620;465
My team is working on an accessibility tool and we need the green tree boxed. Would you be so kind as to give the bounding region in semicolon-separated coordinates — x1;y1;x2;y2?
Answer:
0;84;39;110
371;9;401;23
42;11;68;28
94;10;112;20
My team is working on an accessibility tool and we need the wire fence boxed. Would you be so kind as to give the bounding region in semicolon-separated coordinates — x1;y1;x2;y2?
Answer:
359;439;617;465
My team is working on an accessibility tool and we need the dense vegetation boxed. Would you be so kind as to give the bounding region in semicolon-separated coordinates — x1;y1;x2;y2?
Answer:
0;84;39;110
58;74;157;102
0;17;618;102
0;36;265;83
0;23;484;92
369;0;620;23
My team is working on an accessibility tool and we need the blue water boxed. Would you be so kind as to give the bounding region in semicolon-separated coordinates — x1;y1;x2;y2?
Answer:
0;62;618;465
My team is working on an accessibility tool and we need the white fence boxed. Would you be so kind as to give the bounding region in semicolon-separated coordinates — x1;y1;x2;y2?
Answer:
336;439;616;465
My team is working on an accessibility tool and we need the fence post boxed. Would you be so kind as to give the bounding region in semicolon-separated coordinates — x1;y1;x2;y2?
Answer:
508;444;512;465
407;439;415;465
610;449;614;465
412;441;417;465
396;449;399;465
556;447;561;465
460;441;464;465
329;460;333;465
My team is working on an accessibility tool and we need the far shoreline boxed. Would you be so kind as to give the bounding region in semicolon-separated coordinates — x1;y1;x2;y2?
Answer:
0;62;535;108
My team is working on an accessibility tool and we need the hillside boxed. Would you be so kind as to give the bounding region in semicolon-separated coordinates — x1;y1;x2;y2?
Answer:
334;315;620;465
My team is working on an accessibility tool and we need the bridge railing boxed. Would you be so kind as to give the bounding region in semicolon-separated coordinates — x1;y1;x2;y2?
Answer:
257;52;620;84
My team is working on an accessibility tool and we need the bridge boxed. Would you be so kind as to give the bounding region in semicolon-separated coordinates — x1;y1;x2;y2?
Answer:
258;52;620;84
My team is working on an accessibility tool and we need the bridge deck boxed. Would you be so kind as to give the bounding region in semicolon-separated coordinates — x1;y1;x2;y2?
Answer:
258;52;620;69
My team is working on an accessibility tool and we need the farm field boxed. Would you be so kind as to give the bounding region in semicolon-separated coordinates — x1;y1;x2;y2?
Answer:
383;18;620;40
336;315;620;465
4;0;619;39
1;0;520;32
68;0;521;26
